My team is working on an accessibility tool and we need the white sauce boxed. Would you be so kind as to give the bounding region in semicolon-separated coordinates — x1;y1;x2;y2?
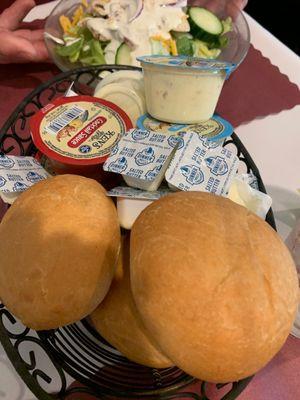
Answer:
142;64;226;123
86;0;188;65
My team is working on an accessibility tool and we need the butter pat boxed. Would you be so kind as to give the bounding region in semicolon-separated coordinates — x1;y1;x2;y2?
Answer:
110;185;171;229
117;197;153;230
107;185;171;200
228;177;272;219
103;129;176;191
165;132;239;195
0;154;49;195
0;191;20;205
123;150;174;191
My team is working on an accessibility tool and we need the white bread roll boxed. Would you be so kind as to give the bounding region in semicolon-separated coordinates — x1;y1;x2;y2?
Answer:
90;235;172;368
0;175;120;330
130;191;299;383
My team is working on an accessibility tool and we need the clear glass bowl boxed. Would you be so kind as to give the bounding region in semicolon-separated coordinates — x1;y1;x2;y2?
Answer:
45;0;250;72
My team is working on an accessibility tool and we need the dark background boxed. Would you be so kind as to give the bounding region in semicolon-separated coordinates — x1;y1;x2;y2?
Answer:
245;0;299;55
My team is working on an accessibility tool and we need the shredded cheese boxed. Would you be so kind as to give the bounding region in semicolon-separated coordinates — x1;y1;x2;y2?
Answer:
59;15;72;34
72;6;84;25
170;39;178;56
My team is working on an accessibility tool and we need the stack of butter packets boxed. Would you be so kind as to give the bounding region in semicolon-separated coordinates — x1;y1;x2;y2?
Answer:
104;129;178;192
165;132;239;195
104;128;239;198
104;127;273;222
0;154;49;204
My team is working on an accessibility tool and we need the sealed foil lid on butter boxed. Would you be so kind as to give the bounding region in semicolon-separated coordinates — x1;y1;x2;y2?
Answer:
30;96;133;166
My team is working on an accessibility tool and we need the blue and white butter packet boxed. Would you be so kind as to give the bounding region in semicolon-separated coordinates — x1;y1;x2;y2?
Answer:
103;129;177;191
0;154;49;197
239;172;259;190
107;185;171;230
107;185;171;200
165;133;239;196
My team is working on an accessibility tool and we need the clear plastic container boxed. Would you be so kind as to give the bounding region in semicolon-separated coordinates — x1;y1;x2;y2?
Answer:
138;55;235;124
44;1;250;73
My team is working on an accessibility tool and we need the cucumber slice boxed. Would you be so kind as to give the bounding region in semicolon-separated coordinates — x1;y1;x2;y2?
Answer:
188;7;223;43
171;31;193;40
115;43;132;65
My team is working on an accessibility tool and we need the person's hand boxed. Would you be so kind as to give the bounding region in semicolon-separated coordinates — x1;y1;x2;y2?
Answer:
0;0;50;64
188;0;248;19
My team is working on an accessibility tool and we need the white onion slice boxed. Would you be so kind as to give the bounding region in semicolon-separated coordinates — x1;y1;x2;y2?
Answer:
44;32;64;45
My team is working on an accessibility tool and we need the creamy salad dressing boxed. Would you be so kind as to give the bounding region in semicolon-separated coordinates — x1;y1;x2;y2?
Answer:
138;56;234;123
85;0;188;65
144;68;226;123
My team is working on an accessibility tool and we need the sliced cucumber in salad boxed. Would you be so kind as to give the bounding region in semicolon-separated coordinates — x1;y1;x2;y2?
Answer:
115;43;132;65
188;7;223;43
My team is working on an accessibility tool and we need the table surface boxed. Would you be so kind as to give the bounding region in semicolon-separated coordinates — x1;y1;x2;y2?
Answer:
1;2;300;399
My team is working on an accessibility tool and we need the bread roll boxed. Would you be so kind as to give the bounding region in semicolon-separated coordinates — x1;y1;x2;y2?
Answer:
90;235;172;368
0;175;120;330
130;191;299;383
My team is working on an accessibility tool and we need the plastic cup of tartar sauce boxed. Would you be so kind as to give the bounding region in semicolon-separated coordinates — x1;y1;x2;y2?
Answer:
137;55;235;124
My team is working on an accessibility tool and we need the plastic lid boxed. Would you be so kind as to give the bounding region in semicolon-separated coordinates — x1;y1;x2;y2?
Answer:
30;96;133;166
137;55;235;78
137;113;233;142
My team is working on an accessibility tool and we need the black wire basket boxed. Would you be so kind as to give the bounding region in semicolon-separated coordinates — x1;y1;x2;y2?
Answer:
0;65;276;400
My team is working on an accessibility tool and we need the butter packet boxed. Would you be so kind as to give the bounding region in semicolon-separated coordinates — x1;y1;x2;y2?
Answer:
107;185;171;230
239;172;259;190
107;185;171;200
227;176;272;219
0;191;21;205
165;132;239;196
64;82;78;97
0;154;49;195
137;113;233;143
103;129;176;191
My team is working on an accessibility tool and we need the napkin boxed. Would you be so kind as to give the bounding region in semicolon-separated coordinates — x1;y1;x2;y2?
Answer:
216;44;300;127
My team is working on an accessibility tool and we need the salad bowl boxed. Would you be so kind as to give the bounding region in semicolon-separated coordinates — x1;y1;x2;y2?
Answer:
45;0;250;72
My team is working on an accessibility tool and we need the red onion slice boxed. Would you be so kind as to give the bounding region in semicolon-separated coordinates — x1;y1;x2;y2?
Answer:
129;0;144;22
163;0;187;7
